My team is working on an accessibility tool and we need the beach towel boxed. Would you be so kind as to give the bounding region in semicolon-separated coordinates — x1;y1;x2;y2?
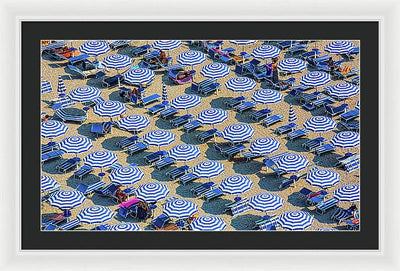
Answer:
341;66;351;75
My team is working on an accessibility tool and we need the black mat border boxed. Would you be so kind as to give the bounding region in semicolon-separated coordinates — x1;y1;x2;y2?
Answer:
22;21;379;250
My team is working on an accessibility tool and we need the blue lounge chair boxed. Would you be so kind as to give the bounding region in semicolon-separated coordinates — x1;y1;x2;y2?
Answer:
263;159;287;176
306;54;331;66
298;92;322;104
290;85;314;95
341;47;360;60
145;151;168;164
73;165;93;180
262;114;284;127
148;103;167;115
160;107;179;119
199;82;221;95
68;54;90;65
196;128;220;143
56;157;80;173
325;103;349;117
67;64;102;79
51;99;76;110
140;94;161;106
117;136;141;149
92;224;111;231
94;183;119;199
202;188;224;202
191;182;216;197
91;122;112;137
41;142;58;154
344;159;360;173
183;120;202;132
224;198;251;216
126;142;149;155
153;157;176;170
220;144;247;160
233;101;256;113
43;223;58;231
82;96;105;107
150;214;171;230
102;74;124;88
249;108;272;122
286;129;309;141
315;143;336;156
166;165;191;180
303;96;335;111
55;109;87;123
315;198;339;214
58;219;81;231
255;215;280;230
130;44;151;57
339;120;359;132
275;123;298;135
345;219;360;230
348;76;360;86
41;150;64;163
190;78;215;93
302;137;327;151
287;44;308;56
76;180;106;195
276;40;299;50
109;40;131;50
265;77;295;90
242;151;263;162
340;109;359;122
306;190;329;206
171;114;194;128
224;96;246;108
332;68;359;79
332;206;357;223
177;172;199;185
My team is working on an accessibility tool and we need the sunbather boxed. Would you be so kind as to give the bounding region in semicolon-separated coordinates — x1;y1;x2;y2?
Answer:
42;114;50;122
115;185;128;202
271;57;279;83
177;71;190;80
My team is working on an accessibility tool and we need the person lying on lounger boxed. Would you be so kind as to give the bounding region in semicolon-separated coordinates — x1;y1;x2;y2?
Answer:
176;71;190;80
115;185;127;202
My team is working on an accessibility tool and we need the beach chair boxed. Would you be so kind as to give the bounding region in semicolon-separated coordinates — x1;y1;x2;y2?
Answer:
92;224;111;231
130;44;151;57
335;153;357;166
306;190;329;206
76;180;107;196
55;109;87;123
302;137;327;151
298;187;313;199
315;198;339;214
332;206;357;224
177;172;199;185
41;150;64;163
288;44;308;56
196;128;220;143
91;122;112;137
255;215;280;231
345;219;360;230
94;183;119;199
58;219;81;231
67;64;102;79
183;120;202;133
102;74;124;88
341;47;360;60
339;120;359;132
340;109;359;122
51;99;76;110
233;101;256;113
348;76;360;86
224;96;246;108
117;136;141;149
140;94;161;106
160;107;179;119
325;103;349;117
190;78;215;93
153;157;176;170
199;82;221;96
220;144;247;160
303;96;335;111
265;77;295;91
344;159;360;173
191;182;216;197
147;103;167;116
166;165;191;180
286;129;309;141
202;188;224;202
168;69;195;85
224;198;251;216
170;114;194;128
242;151;263;162
306;54;331;66
109;40;131;50
262;114;284;127
275;123;298;135
56;158;80;173
249;108;273;122
315;143;336;156
290;85;314;96
126;142;149;155
263;158;287;176
41;142;58;154
73;165;93;180
298;92;322;104
332;68;359;79
145;150;168;164
150;214;171;230
276;40;299;50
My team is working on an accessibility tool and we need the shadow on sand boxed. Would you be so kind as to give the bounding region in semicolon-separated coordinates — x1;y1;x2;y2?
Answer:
201;198;231;215
231;214;260;230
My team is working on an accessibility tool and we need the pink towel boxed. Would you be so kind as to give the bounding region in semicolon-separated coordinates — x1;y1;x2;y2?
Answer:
119;197;139;208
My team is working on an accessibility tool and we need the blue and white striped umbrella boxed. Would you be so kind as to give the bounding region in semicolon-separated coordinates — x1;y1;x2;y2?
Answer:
325;83;360;99
109;166;144;185
109;223;141;231
355;100;360;110
331;131;360;148
219;175;253;194
222;123;255;143
57;75;67;94
193;160;224;178
163;199;198;219
135;182;169;202
59;136;93;154
325;40;355;54
334;184;360;202
229;40;257;46
278;58;307;73
225;77;257;93
171;94;201;110
162;83;168;105
41;120;68;138
77;206;114;224
289;105;297;123
190;216;227;231
201;63;231;79
252;89;283;104
249;137;280;155
123;68;155;86
306;168;340;188
152;40;182;51
79;40;110;56
300;71;331;87
48;190;85;210
279;210;314;231
84;150;118;169
168;144;201;162
143;130;175;148
69;86;101;102
94;100;126;118
303;116;336;132
252;45;281;59
177;50;206;67
102;54;133;70
249;192;284;212
41;175;58;192
117;114;150;132
197;108;228;126
41;79;52;94
275;153;310;172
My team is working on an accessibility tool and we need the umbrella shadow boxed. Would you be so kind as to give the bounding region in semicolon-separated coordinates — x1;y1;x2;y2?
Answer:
161;74;175;86
101;136;126;151
42;159;65;175
209;97;228;109
175;182;198;198
234;112;252;124
287;191;307;207
77;124;97;140
230;214;260;230
312;153;341;168
204;144;225;161
108;90;124;102
155;118;174;130
232;160;262;175
126;150;152;167
66;173;100;189
310;107;327;116
283;94;301;106
285;138;308;152
180;132;202;145
313;209;337;224
90;194;118;207
257;174;282;192
86;78;105;88
201;198;231;215
116;47;133;57
150;168;172;182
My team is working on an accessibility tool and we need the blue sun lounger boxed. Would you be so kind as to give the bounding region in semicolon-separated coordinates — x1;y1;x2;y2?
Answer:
73;165;93;180
234;101;256;113
344;159;360;173
177;172;199;185
196;128;220;143
225;96;246;108
221;144;247;160
339;120;359;132
332;206;356;223
191;182;216;197
202;188;224;202
190;78;215;93
102;74;123;88
91;122;112;137
286;129;309;141
117;135;141;149
332;68;359;79
224;198;251;216
170;114;193;127
126;142;149;155
41;149;64;163
130;44;151;57
249;108;272;121
140;94;161;106
306;54;331;66
56;157;80;173
153;157;176;170
51;99;76;110
41;142;59;154
109;40;131;50
348;76;360;86
166;165;191;180
255;215;280;230
306;190;329;206
303;96;335;111
315;143;336;156
160;107;179;119
55;109;87;123
199;82;221;95
275;122;298;135
58;219;81;231
76;180;107;196
183;120;202;132
325;103;349;117
341;47;360;60
83;96;105;107
150;214;171;230
148;103;167;115
340;109;359;122
302;137;327;151
276;40;299;50
145;150;168;164
242;151;263;162
315;198;339;214
262;114;284;127
263;159;287;176
288;44;308;56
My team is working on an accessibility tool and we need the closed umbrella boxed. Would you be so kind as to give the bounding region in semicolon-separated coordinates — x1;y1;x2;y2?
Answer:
57;75;67;97
289;105;297;123
162;83;169;105
41;79;52;94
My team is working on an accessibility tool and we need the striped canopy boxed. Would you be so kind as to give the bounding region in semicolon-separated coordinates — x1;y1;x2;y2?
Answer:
219;175;253;194
84;150;118;169
143;130;175;147
334;184;360;202
275;153;310;172
69;86;101;102
162;83;168;104
190;216;227;231
108;166;144;186
325;40;355;54
225;77;257;93
41;79;52;94
325;83;360;99
152;40;182;51
57;75;67;94
222;123;255;143
59;136;93;154
102;54;133;70
117;114;150;132
249;192;284;212
163;199;198;219
331;131;360;148
123;68;155;86
201;63;231;79
168;144;201;162
252;89;283;104
229;40;257;46
109;223;141;231
192;160;224;178
48;190;86;210
251;45;281;59
300;71;331;87
41;120;68;138
303;116;336;132
41;175;58;192
279;211;314;231
177;50;206;66
197;108;228;126
289;105;297;123
77;206;114;224
278;58;307;73
135;182;169;202
249;137;280;155
94;100;126;118
306;168;340;188
79;40;110;56
171;94;201;110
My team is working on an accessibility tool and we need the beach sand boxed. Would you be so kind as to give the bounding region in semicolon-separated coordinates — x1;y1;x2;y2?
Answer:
41;40;360;231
